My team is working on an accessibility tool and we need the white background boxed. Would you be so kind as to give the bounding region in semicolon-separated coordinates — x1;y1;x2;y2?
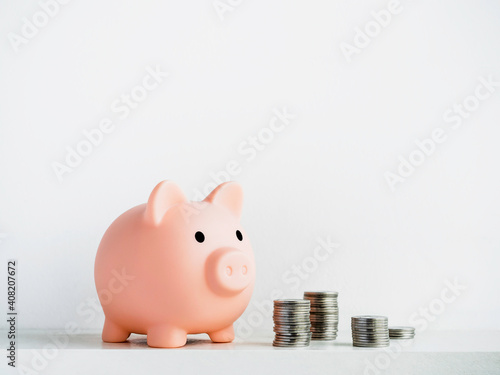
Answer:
0;0;499;335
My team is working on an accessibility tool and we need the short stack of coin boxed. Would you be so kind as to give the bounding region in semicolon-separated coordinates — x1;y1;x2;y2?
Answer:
303;291;339;340
389;326;415;339
273;299;312;347
351;315;389;348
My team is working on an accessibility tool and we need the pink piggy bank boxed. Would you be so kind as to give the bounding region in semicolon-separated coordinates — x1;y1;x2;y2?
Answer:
94;181;255;348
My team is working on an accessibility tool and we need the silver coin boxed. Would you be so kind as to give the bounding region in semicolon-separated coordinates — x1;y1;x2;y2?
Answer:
352;327;388;332
274;307;310;312
352;315;387;320
274;330;311;334
275;312;310;315
274;299;310;305
352;337;389;341
312;324;338;328
304;291;338;296
352;329;387;333
274;338;312;343
353;334;387;338
352;324;387;327
352;338;390;344
389;326;414;331
276;331;311;338
274;318;310;322
312;329;338;333
274;336;311;341
274;311;310;316
273;341;310;345
274;323;311;327
274;329;311;334
353;343;390;348
273;342;310;347
273;342;310;345
274;314;310;318
352;328;388;331
353;339;390;343
352;322;387;327
353;341;390;346
274;337;311;342
310;308;339;313
312;333;338;337
311;323;338;327
309;302;338;305
311;316;339;320
389;332;415;337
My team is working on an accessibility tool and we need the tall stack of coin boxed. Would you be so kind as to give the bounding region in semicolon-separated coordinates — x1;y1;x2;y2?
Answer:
351;315;389;347
273;299;311;347
303;291;339;340
389;326;415;339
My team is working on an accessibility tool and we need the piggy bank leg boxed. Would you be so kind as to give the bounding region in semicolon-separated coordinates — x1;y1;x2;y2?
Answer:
102;319;130;342
147;325;187;348
208;325;235;343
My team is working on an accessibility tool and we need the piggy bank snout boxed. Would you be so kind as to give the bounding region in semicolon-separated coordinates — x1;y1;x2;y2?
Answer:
206;248;253;296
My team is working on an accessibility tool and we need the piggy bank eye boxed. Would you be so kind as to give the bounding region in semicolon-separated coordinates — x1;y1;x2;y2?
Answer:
236;230;243;241
195;231;205;243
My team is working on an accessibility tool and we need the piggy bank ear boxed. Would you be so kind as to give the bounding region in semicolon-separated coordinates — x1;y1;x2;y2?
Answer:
145;181;187;226
204;182;243;218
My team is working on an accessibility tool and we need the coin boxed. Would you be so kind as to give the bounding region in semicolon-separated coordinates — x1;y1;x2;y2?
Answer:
303;291;340;342
273;299;311;347
351;315;390;348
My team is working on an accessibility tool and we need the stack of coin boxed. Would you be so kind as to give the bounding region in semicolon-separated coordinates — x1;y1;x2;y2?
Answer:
351;315;389;347
389;326;415;339
273;299;312;347
303;291;339;340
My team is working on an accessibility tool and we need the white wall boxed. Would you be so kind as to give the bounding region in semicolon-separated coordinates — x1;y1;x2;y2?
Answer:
1;0;499;335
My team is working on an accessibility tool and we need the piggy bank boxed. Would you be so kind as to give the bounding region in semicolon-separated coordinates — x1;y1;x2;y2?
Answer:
94;181;255;348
